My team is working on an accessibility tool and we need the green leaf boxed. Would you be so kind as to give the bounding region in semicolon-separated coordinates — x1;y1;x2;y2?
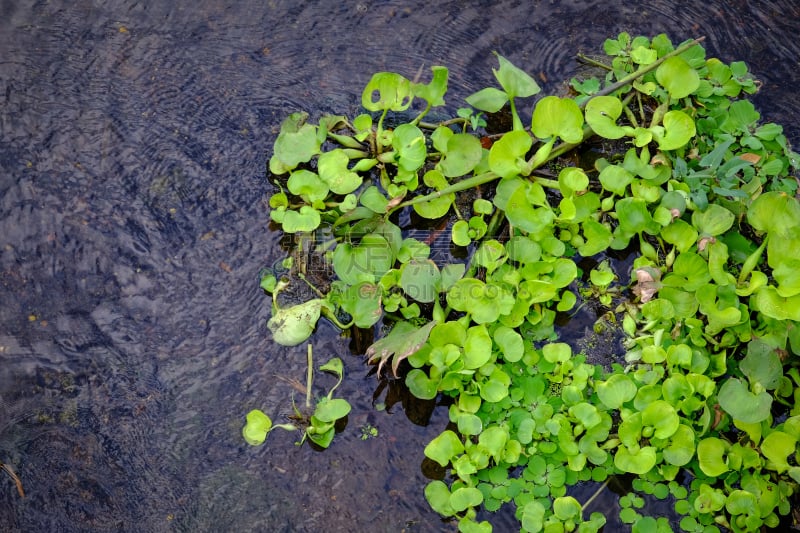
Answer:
655;56;700;99
366;320;436;376
267;299;323;346
450;487;484;513
521;501;546;533
464;324;493;369
641;400;680;439
747;191;800;235
530;96;584;143
446;278;515;324
392;123;427;172
489;130;533;179
425;481;455;517
752;286;800;321
542;342;571;363
318;149;362;195
725;490;758;517
652;110;696;151
740;339;783;390
242;409;273;446
761;431;797;473
691;204;735;236
493;326;524;363
614;445;657;475
424;430;465;467
579;220;613;256
662;424;695;466
313;397;351;423
465;87;508;113
400;259;441;303
553;496;583;521
362;72;413;112
269;113;321;174
493;178;554;235
585;96;627;139
340;281;382;328
599;164;634;196
333;233;394;285
278;206;322;233
451;220;471;246
493;53;541;98
412;66;448;107
287;169;329;203
596;374;637;409
615;197;661;237
717;378;772;423
439;133;483;178
406;369;439;400
360;186;389;213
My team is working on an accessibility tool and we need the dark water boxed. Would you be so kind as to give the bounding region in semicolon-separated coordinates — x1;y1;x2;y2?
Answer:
0;1;798;531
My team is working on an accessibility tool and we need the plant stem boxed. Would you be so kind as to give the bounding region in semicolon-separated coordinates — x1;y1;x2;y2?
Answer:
392;171;500;211
306;344;313;408
576;54;614;71
585;37;705;105
581;478;610;511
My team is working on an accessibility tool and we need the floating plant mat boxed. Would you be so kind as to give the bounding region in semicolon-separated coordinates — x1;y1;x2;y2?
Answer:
249;33;800;533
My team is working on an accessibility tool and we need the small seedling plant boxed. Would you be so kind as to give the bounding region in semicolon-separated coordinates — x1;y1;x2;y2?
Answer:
249;33;800;532
243;345;351;449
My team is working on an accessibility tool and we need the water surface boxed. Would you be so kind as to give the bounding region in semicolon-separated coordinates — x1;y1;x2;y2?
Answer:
1;1;798;531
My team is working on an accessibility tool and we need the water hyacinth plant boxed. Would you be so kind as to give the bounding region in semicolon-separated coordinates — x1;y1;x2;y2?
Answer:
251;33;800;532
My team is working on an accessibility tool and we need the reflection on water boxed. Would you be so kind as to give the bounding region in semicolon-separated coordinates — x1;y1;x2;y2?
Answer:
0;0;798;531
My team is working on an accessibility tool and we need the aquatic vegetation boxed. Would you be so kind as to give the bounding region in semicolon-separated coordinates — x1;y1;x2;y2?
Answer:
243;345;351;449
253;33;800;532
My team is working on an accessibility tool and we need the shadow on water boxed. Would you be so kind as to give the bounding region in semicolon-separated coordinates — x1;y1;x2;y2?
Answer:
0;1;798;531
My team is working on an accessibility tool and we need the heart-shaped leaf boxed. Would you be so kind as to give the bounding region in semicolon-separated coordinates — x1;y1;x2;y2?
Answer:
531;96;584;143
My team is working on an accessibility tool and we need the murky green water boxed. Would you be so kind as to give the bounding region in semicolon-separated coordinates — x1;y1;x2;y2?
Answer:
1;1;798;531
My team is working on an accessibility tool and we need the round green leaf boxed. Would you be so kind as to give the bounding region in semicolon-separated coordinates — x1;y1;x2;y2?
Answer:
392;123;427;172
439;133;483;178
425;480;455;516
489;130;533;179
662;424;696;466
424;430;465;467
362;72;413;112
269;117;321;174
656;56;700;99
691;204;735;237
267;299;323;346
599;164;634;196
521;501;546;533
761;431;797;473
653;110;696;151
493;326;524;362
287;169;329;203
318;149;362;195
341;282;383;328
747;191;800;235
553;496;582;521
313;398;351;423
464;324;493;369
697;437;730;477
279;206;322;233
406;369;439;400
642;400;680;439
596;374;637;409
531;96;584;144
585;96;627;139
242;409;273;446
450;487;484;513
717;378;772;423
400;260;441;303
614;445;657;475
